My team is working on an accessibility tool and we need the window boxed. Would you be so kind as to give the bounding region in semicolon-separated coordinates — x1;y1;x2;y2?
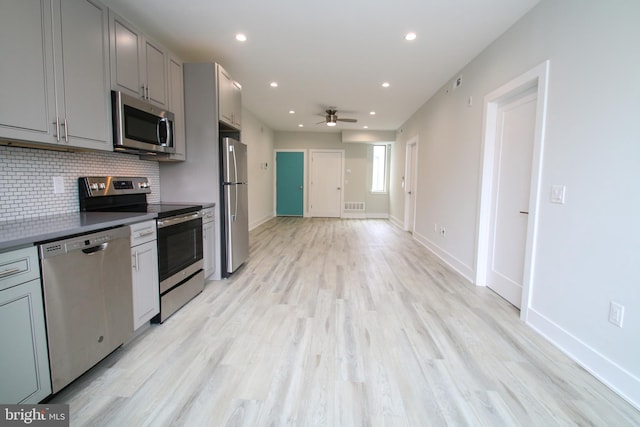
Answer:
371;145;388;193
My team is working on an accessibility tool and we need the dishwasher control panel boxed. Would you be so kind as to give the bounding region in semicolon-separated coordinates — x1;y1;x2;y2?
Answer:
40;226;130;258
65;235;110;252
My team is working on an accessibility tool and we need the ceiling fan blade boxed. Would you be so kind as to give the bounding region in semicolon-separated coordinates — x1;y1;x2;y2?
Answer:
337;118;358;123
316;120;327;124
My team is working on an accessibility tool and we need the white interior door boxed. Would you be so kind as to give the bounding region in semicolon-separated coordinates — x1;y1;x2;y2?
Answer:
310;150;343;217
488;90;537;308
404;138;418;232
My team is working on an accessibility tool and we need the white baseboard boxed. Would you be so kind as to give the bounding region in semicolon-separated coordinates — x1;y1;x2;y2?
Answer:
341;213;390;219
389;215;404;229
412;231;474;282
342;212;367;219
249;213;275;231
527;308;640;410
366;213;389;219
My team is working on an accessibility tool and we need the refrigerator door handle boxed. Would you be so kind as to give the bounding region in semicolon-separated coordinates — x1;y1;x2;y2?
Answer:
233;184;238;222
232;145;239;183
232;146;239;221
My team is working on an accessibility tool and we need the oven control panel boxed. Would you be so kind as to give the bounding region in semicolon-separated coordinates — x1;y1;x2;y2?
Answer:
80;176;151;197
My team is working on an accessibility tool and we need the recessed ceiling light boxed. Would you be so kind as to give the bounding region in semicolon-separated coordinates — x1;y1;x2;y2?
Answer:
405;32;417;41
298;124;304;127
235;33;247;42
369;111;376;115
382;82;390;88
289;110;295;114
363;126;369;129
270;82;278;88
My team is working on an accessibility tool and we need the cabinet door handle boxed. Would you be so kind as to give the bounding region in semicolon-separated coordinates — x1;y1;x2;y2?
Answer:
137;230;155;237
53;118;60;142
62;119;68;143
0;267;21;279
132;251;139;272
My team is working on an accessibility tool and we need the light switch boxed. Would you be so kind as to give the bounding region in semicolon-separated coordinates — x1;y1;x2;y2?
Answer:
550;185;566;204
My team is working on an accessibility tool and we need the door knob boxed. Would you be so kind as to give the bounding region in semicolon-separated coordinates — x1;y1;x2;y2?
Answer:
299;186;303;190
337;187;341;190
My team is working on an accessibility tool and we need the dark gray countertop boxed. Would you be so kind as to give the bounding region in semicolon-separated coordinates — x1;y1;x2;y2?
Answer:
0;211;157;252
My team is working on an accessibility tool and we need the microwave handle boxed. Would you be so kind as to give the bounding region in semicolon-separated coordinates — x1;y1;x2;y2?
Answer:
157;118;172;147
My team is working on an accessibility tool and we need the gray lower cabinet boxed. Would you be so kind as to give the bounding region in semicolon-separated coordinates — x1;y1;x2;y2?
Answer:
0;247;51;404
0;0;112;151
130;221;159;330
202;208;216;279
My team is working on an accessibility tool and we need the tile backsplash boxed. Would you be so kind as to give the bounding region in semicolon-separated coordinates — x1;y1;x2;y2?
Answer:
0;145;160;221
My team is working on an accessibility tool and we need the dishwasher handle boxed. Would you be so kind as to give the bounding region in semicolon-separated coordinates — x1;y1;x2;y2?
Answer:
82;243;108;255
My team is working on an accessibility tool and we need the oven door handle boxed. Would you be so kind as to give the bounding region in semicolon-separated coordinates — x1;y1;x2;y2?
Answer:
157;211;203;228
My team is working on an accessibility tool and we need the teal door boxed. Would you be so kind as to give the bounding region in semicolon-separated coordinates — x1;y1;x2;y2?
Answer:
276;151;304;216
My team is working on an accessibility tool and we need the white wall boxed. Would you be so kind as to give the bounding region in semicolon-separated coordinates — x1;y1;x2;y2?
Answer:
391;0;640;406
275;131;390;217
241;108;275;229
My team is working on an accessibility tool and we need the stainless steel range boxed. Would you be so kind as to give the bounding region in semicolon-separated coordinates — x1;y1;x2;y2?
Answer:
79;176;205;323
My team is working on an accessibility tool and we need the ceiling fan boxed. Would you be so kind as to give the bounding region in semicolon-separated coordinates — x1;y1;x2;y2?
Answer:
317;108;357;127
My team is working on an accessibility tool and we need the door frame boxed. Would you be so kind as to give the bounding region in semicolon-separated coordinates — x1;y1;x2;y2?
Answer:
475;60;550;321
274;149;307;217
309;149;345;218
403;135;419;232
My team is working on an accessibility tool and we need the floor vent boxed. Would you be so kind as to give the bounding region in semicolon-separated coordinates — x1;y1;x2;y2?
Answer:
344;202;365;211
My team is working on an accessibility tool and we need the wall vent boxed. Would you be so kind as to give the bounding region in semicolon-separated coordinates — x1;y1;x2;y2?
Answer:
344;202;365;211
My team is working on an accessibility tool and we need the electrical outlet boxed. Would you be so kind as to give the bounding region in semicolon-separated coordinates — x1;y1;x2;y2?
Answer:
550;185;566;204
608;302;624;327
53;176;64;194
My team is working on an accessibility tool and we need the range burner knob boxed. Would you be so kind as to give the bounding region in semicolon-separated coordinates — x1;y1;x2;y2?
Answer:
98;182;106;190
89;183;99;191
139;182;150;189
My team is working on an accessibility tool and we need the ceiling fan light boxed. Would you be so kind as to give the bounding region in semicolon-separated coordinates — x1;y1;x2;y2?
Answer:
326;121;337;127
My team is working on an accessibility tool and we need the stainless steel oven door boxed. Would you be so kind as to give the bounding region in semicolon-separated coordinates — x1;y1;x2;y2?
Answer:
157;212;203;292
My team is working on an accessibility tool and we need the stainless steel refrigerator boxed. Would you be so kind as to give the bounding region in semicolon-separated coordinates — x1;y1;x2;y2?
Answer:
221;137;249;276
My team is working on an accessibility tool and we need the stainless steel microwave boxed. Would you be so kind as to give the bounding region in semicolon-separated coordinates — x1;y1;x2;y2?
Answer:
111;91;175;155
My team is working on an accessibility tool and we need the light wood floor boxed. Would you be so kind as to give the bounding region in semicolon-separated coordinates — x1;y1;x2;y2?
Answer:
50;217;640;426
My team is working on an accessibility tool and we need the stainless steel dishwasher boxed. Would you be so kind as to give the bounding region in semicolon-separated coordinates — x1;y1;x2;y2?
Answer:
39;226;133;393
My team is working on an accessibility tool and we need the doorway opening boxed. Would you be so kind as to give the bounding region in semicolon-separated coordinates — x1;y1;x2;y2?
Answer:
403;136;418;232
309;149;344;218
275;149;306;216
475;60;550;321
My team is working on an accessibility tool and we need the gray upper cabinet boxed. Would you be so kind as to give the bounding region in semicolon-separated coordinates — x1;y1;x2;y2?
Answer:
167;54;186;160
109;11;168;109
0;0;112;151
217;64;242;130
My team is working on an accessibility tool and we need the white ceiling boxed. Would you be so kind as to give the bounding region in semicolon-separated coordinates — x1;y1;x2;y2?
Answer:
102;0;539;132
